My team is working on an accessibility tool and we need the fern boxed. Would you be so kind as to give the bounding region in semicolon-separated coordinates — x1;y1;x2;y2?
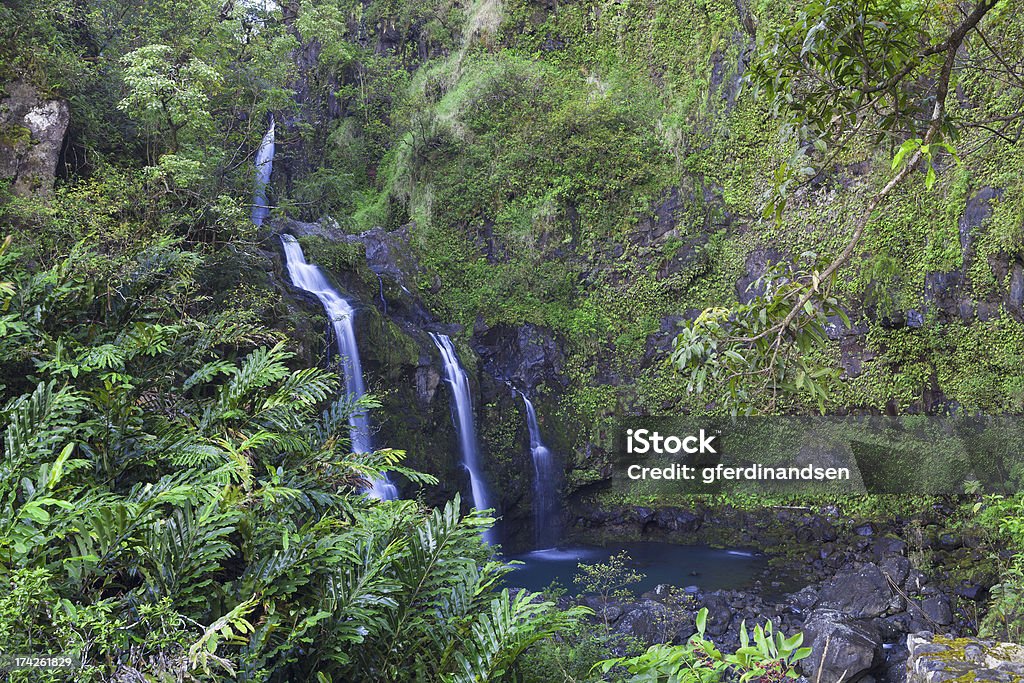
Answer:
0;241;586;680
2;381;85;467
137;497;240;614
446;591;591;683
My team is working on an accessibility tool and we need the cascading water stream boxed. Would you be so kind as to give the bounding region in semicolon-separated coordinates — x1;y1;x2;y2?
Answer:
375;274;388;314
251;115;275;226
430;332;495;543
280;235;398;500
519;392;559;548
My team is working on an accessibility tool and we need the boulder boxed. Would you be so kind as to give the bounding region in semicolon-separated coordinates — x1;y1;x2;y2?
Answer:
917;596;953;627
937;533;962;551
700;593;734;636
797;517;838;543
800;609;885;682
816;563;896;618
956;582;986;601
581;596;623;625
614;599;674;643
879;556;911;586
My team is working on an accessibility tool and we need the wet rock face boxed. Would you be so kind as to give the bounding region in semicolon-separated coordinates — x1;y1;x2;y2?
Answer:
0;81;69;197
736;247;784;303
472;322;568;392
959;186;1002;259
635;186;686;246
1008;262;1024;317
905;185;1024;329
269;219;540;534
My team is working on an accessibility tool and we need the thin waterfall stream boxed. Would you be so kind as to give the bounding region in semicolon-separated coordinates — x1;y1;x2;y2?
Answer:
519;392;559;548
280;235;398;500
430;332;496;543
251;115;275;226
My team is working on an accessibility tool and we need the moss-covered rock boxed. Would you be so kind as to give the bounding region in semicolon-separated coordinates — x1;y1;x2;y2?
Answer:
908;633;1024;682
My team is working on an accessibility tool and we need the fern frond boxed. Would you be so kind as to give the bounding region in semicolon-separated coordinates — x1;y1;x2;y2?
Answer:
138;497;240;613
2;381;85;467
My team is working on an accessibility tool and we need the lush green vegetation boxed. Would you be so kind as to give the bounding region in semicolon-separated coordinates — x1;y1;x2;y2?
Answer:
3;0;1024;678
0;232;594;680
598;608;810;683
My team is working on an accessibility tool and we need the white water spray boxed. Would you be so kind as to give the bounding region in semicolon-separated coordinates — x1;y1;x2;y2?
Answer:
252;115;275;225
280;235;397;500
430;332;495;543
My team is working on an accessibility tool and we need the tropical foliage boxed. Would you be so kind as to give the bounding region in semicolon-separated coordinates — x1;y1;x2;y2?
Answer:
597;608;811;682
0;238;587;681
3;0;1024;677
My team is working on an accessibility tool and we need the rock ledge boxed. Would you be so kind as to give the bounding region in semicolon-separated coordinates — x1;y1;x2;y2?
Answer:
908;632;1024;682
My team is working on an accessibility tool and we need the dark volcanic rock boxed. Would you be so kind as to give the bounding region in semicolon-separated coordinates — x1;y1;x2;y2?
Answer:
472;322;568;392
959;186;1002;257
815;564;895;618
878;555;911;586
653;508;703;533
635;186;684;245
701;593;734;636
956;582;987;601
1008;262;1024;317
614;599;675;642
917;596;953;627
800;609;885;682
736;248;783;303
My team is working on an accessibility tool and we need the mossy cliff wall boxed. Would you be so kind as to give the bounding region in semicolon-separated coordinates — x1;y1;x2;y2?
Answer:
269;220;548;546
267;0;1023;523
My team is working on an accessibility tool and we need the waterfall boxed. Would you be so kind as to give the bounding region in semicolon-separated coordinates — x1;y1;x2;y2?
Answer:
430;332;495;543
280;235;398;500
375;274;388;314
520;392;559;548
251;115;275;226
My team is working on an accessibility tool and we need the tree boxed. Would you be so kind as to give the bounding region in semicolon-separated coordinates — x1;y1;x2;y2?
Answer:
119;44;223;159
673;0;1019;413
574;551;645;627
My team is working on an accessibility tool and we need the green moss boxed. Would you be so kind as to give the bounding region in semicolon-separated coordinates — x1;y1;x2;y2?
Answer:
921;636;1024;682
0;124;31;148
314;0;1024;429
480;400;521;469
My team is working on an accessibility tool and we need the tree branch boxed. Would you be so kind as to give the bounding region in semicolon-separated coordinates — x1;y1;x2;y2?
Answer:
741;0;997;349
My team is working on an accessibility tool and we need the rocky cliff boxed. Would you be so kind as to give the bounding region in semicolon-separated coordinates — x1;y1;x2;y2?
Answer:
0;81;69;197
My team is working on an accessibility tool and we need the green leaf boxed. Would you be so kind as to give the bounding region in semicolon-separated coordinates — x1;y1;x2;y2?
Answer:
48;443;75;489
696;608;708;637
21;502;50;524
891;138;921;170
